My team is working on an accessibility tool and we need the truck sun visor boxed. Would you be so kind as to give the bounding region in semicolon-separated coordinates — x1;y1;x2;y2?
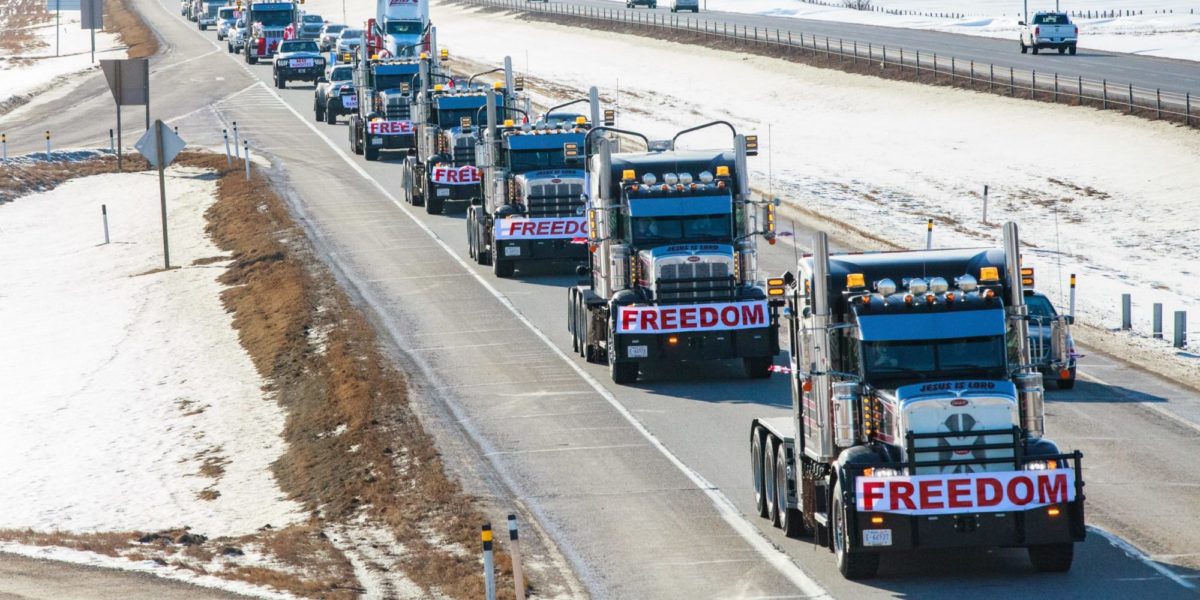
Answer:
857;309;1006;342
627;193;731;218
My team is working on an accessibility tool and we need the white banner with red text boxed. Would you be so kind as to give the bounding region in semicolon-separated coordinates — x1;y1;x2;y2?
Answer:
493;217;587;240
617;301;769;334
855;469;1076;515
367;120;414;135
430;165;481;186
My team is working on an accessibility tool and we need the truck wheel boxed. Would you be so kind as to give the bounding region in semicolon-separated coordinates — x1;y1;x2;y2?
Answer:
1028;543;1074;572
276;74;286;89
1032;45;1040;55
425;193;444;215
314;99;325;122
833;480;880;579
776;446;807;537
227;42;233;53
751;427;768;518
765;441;779;526
325;103;337;125
1058;47;1066;54
364;141;378;161
1068;44;1077;55
744;356;773;379
493;257;514;278
610;359;637;384
1020;40;1028;54
200;23;206;31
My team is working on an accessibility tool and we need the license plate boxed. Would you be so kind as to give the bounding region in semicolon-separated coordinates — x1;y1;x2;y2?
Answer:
862;529;892;547
290;58;314;67
436;188;450;197
504;246;521;257
627;345;648;358
370;137;382;146
341;95;357;108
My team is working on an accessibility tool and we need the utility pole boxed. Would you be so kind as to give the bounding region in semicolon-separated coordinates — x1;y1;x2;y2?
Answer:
56;0;61;56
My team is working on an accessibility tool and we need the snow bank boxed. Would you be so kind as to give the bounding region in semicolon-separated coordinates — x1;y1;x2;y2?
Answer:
0;164;302;537
0;9;124;110
423;1;1200;361
594;0;1200;62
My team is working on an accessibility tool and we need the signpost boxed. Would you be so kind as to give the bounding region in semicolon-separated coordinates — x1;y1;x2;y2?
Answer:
100;58;150;170
135;121;186;270
81;0;103;63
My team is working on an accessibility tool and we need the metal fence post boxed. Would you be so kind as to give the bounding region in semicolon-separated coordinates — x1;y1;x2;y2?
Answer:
1078;76;1083;106
1153;303;1164;339
1128;83;1134;114
482;524;496;600
1156;89;1162;119
926;218;933;249
1103;79;1108;109
990;64;994;92
1188;92;1192;126
1009;67;1014;96
1069;274;1076;318
1121;293;1132;330
508;515;525;600
1175;311;1188;349
1054;73;1059;103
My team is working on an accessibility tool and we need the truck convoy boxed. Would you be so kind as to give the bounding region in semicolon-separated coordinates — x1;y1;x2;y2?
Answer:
467;76;601;277
243;1;299;64
749;223;1085;579
371;0;429;58
567;123;780;383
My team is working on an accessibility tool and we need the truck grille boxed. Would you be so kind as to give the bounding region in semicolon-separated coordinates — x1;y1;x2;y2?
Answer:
451;138;475;166
525;182;583;218
656;262;735;304
382;101;410;121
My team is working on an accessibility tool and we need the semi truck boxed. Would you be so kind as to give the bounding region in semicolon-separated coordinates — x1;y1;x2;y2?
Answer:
243;1;298;64
371;0;429;58
347;49;427;161
749;223;1085;579
566;123;781;383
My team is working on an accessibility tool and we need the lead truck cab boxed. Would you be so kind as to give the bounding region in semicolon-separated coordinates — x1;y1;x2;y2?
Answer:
750;223;1085;579
568;122;781;384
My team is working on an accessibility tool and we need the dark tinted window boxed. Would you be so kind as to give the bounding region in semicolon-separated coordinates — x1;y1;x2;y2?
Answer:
1033;13;1070;24
280;40;318;53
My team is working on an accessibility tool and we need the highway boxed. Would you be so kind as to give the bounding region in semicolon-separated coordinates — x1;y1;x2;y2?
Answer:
2;0;1199;596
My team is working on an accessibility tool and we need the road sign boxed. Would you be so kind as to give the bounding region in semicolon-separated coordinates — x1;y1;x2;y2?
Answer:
135;123;186;168
100;59;149;105
81;0;103;29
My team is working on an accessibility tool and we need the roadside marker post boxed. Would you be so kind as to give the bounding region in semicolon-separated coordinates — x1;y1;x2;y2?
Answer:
2;133;6;160
925;218;933;249
243;140;250;179
1068;273;1076;318
102;204;110;244
223;129;231;166
45;130;51;159
508;515;525;600
233;121;240;159
1154;303;1164;339
1175;311;1188;349
109;128;114;154
982;184;989;223
1122;293;1132;331
482;524;497;600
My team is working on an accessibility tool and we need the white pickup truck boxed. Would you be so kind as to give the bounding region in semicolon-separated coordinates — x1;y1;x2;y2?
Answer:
1019;11;1078;55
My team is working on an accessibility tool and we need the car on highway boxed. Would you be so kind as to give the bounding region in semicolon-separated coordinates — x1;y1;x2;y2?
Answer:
314;64;355;124
1019;11;1078;55
227;18;247;53
670;0;698;12
626;0;657;7
196;0;221;30
1026;289;1078;389
335;28;364;55
298;13;325;39
215;6;239;41
180;0;190;17
273;39;325;89
318;23;347;51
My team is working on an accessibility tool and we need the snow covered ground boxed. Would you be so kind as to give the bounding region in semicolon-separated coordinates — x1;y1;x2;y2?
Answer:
0;161;302;538
416;1;1200;364
0;8;124;110
595;0;1200;61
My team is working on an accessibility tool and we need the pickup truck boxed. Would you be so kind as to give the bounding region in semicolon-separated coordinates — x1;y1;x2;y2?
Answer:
273;39;326;88
1019;12;1078;55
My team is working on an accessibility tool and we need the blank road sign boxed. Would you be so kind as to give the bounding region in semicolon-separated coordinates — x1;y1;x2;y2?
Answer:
135;124;187;169
81;0;103;29
45;0;83;9
100;59;149;105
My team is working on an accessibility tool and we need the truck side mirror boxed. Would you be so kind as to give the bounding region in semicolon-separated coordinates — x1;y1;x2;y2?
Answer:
1018;20;1025;25
1065;315;1075;325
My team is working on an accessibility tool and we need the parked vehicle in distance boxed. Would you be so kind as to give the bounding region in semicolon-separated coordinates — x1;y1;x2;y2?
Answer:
670;0;698;12
216;6;239;40
298;13;324;39
626;0;657;7
273;39;325;88
335;28;364;55
1020;11;1078;55
319;23;347;51
314;63;355;124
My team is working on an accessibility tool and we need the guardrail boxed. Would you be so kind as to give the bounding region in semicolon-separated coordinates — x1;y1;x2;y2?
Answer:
463;0;1199;129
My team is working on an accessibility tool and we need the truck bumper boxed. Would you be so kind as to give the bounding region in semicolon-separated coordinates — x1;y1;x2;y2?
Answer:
851;499;1085;552
614;326;776;363
1034;39;1077;48
494;238;587;262
279;68;321;82
366;134;416;152
430;183;478;203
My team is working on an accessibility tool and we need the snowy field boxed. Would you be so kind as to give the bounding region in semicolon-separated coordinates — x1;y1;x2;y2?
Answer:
0;9;124;110
410;1;1200;361
595;0;1200;61
0;160;301;538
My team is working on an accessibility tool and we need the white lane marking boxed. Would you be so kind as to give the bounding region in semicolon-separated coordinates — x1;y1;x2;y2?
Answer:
165;82;259;125
1076;370;1200;435
158;47;220;69
485;443;646;457
1090;526;1196;590
207;44;831;600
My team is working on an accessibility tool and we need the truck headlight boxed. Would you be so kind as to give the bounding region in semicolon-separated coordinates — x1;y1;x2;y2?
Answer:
1024;459;1059;471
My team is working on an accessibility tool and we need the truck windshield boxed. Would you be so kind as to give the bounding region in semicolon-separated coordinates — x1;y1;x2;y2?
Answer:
437;109;477;129
374;74;413;91
205;4;220;16
863;335;1007;384
254;10;293;27
1033;13;1070;24
509;149;571;172
385;21;423;35
302;15;322;23
218;8;236;19
329;66;352;81
280;40;318;53
631;214;732;244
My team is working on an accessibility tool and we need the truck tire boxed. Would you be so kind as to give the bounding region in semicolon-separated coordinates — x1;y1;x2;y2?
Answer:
474;212;491;265
751;427;768;518
493;257;514;278
325;102;337;124
1020;40;1028;54
776;445;807;537
765;441;779;526
364;140;379;161
833;479;880;579
200;23;206;31
425;192;444;215
608;330;638;383
744;356;773;379
1058;47;1066;54
1028;543;1074;572
1068;44;1077;55
467;209;478;259
276;74;286;89
314;98;325;122
1032;45;1040;55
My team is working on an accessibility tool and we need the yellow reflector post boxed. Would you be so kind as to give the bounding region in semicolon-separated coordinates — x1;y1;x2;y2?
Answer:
622;169;636;181
715;165;730;177
846;273;866;288
979;266;1000;281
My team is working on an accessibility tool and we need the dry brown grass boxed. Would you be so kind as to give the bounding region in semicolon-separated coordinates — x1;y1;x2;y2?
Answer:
0;153;154;203
0;530;136;557
105;0;158;58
